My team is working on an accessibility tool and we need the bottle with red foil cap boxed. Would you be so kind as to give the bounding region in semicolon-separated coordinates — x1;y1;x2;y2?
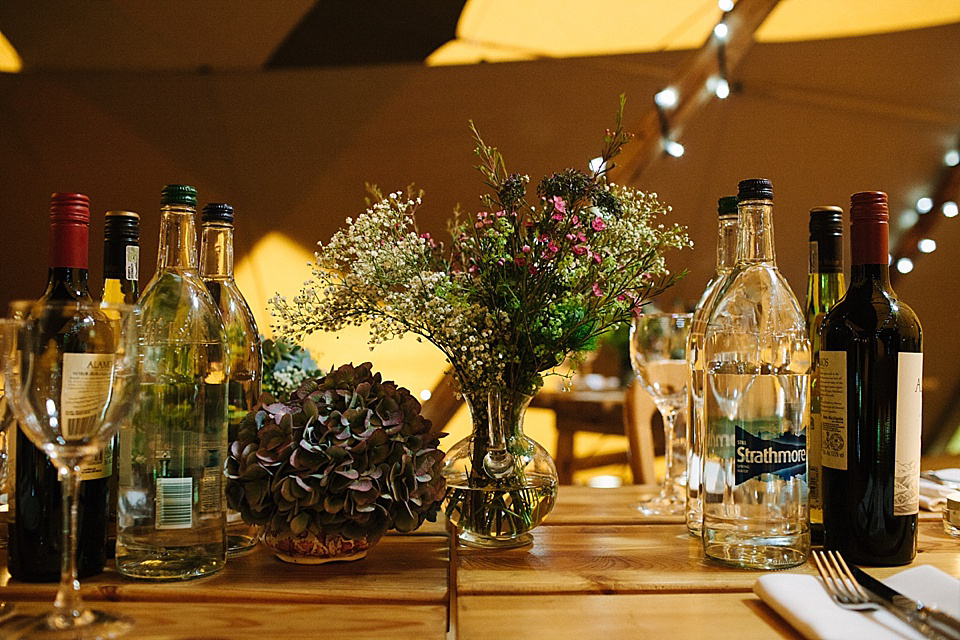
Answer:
821;191;923;566
7;192;111;581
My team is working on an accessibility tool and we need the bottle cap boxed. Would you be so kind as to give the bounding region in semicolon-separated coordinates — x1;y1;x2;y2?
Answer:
809;206;843;236
201;203;235;224
737;179;773;202
850;191;888;221
104;211;140;241
49;192;90;269
718;196;738;217
49;192;90;223
161;184;198;206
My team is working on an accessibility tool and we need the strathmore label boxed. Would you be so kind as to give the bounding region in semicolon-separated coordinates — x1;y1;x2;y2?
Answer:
734;425;807;486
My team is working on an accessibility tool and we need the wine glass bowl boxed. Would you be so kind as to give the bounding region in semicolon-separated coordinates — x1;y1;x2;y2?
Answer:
1;300;139;638
630;313;692;515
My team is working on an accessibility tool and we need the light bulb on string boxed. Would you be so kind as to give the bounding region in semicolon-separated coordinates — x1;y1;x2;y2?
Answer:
943;201;958;218
714;23;729;40
664;140;685;158
918;238;937;253
718;0;734;11
916;197;933;214
945;150;960;167
715;78;730;99
654;88;678;109
896;257;914;274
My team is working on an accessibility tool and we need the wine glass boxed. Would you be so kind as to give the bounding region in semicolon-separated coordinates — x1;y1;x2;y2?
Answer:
1;300;139;638
630;312;692;515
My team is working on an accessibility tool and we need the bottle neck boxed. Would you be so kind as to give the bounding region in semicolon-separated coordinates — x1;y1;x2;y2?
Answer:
849;213;890;287
46;216;91;300
850;263;891;287
809;233;843;274
716;214;738;274
158;205;198;270
44;267;92;301
102;276;139;305
736;199;776;265
200;223;235;279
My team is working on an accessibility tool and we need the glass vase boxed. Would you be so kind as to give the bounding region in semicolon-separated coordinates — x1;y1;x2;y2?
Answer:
441;388;558;549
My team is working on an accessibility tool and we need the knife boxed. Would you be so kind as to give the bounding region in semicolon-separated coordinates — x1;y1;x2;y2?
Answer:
848;563;960;640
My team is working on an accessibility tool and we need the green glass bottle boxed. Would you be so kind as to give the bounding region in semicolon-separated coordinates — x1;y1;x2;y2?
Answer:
116;185;230;581
805;206;845;546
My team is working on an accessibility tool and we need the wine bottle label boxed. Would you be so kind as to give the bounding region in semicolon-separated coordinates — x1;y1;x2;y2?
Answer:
60;353;115;437
808;409;822;511
819;350;847;470
125;245;140;281
156;477;194;529
894;352;922;516
809;241;818;274
200;465;221;513
78;437;113;481
734;424;806;485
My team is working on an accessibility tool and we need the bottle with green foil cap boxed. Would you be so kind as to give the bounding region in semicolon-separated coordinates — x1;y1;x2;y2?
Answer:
116;184;230;581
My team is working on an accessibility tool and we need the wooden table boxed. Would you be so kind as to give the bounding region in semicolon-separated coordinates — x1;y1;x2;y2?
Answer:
453;485;960;640
1;484;957;639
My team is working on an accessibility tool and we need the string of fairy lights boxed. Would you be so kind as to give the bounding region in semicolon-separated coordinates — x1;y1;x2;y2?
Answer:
649;0;960;278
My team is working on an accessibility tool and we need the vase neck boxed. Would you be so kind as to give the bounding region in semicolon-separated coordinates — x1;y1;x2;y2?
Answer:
465;388;533;440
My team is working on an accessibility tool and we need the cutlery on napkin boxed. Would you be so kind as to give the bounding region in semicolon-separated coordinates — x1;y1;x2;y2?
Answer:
754;565;960;640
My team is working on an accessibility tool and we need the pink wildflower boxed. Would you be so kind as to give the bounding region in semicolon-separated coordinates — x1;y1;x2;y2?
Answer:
571;215;580;227
592;253;603;264
592;283;603;297
573;245;587;256
522;245;531;253
496;209;506;217
591;217;606;231
548;240;560;253
551;196;567;214
475;221;484;229
515;256;527;266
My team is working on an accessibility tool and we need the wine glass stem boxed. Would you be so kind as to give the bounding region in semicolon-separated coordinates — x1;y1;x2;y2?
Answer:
53;463;91;626
659;406;678;496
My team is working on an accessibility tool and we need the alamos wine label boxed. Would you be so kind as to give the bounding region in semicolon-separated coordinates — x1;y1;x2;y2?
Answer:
734;425;807;485
894;352;922;516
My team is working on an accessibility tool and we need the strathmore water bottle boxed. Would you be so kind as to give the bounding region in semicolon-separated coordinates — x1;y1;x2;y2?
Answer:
701;179;811;570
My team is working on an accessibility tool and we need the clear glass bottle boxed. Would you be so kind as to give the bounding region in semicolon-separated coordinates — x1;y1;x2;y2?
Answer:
101;210;141;559
702;179;811;569
199;203;262;557
685;195;738;536
821;191;922;566
804;206;845;546
116;184;230;581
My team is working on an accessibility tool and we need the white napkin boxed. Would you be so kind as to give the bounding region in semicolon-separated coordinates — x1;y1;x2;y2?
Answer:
754;565;960;640
921;468;960;511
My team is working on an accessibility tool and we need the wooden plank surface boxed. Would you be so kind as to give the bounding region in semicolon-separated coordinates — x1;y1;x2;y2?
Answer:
1;533;450;605
1;601;449;640
457;593;801;640
456;521;960;595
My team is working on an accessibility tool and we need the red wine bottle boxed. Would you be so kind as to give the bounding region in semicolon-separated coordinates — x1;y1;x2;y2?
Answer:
820;191;922;566
7;193;110;581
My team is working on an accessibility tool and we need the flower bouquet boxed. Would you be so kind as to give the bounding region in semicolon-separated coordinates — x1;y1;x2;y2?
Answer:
272;97;690;547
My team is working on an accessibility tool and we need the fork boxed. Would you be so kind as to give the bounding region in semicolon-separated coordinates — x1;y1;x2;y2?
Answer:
812;550;958;639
